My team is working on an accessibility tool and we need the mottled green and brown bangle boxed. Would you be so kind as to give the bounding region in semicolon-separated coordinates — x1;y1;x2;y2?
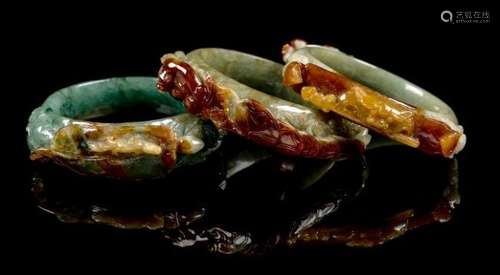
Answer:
282;40;466;158
27;77;220;179
157;50;370;160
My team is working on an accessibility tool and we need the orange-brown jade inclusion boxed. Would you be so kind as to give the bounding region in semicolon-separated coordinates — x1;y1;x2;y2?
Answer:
283;62;461;157
158;58;363;159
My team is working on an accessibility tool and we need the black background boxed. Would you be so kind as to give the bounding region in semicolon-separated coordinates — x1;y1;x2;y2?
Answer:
6;3;497;270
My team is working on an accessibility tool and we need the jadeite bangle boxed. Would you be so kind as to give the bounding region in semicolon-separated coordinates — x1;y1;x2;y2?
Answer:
282;40;466;158
157;49;371;160
27;77;220;179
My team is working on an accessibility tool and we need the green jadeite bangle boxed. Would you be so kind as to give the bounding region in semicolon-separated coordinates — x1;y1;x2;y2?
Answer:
27;77;220;179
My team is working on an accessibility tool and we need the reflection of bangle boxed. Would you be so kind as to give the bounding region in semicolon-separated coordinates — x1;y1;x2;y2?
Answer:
158;49;370;160
27;77;220;179
282;40;465;158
